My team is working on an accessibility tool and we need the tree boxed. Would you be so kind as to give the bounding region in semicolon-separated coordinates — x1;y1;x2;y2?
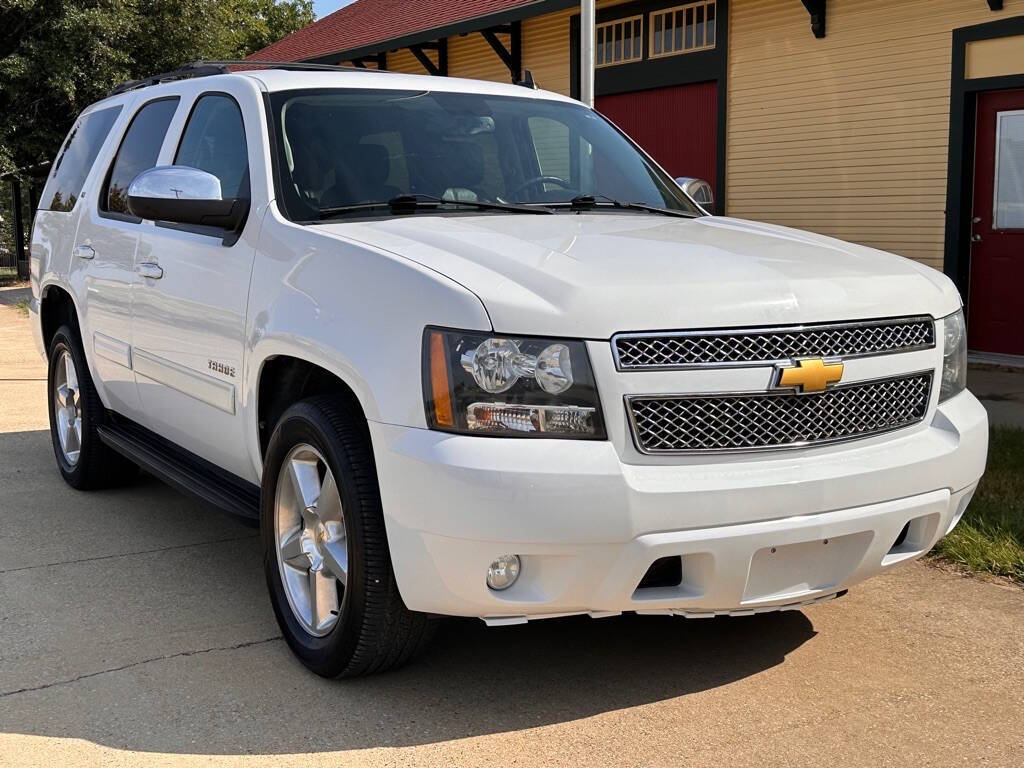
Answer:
0;0;314;177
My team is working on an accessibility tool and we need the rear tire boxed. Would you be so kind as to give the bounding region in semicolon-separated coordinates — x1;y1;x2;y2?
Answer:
261;395;435;677
47;324;137;489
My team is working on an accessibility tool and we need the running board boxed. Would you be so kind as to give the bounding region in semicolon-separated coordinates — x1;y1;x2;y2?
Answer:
98;415;260;524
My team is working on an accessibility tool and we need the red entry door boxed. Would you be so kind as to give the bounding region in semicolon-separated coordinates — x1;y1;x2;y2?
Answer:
969;90;1024;356
596;81;717;202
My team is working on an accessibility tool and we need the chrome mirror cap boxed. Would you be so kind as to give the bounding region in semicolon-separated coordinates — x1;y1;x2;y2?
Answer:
127;165;223;202
126;165;245;231
675;176;714;210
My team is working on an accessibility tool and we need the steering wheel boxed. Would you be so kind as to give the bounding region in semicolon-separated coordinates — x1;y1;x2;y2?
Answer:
509;175;575;199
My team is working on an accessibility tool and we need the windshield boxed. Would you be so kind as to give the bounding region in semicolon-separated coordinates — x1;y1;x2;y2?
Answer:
267;88;702;221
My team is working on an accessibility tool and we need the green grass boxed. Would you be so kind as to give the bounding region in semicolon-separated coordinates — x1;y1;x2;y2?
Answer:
932;426;1024;583
12;298;29;316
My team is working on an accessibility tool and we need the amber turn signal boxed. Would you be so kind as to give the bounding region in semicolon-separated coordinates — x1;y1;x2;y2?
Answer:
428;330;454;427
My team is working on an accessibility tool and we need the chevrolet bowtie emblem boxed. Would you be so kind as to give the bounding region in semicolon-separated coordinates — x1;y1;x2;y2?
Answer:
774;357;844;394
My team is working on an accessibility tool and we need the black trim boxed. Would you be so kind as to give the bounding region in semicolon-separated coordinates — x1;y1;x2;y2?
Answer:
569;0;729;214
98;95;181;224
409;40;448;76
261;90;288;230
800;0;826;38
944;15;1024;300
155;218;245;245
349;54;389;70
481;22;523;83
99;414;260;524
302;0;579;64
108;62;229;97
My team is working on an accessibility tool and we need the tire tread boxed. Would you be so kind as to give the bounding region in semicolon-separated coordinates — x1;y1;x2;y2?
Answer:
48;324;137;490
264;395;434;677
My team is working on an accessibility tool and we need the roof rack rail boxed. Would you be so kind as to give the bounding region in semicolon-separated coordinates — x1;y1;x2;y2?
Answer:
107;59;383;97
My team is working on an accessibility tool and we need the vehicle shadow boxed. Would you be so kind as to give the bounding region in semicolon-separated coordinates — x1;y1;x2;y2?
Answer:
0;429;818;755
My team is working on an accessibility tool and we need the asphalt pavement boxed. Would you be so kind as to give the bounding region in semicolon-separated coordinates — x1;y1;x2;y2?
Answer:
0;301;1022;768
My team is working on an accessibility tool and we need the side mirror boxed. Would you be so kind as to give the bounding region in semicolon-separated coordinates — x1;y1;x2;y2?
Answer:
127;166;246;230
675;177;714;210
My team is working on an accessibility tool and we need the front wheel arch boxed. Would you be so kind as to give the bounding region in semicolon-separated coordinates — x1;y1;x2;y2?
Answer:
255;355;370;461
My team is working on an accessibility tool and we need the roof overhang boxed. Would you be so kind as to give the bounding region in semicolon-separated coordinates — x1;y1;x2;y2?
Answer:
301;0;578;64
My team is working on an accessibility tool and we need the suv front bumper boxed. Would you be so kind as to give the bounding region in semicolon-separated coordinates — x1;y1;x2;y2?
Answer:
369;389;987;621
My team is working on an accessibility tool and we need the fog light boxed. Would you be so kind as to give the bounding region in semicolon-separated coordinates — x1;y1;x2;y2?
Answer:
486;554;521;591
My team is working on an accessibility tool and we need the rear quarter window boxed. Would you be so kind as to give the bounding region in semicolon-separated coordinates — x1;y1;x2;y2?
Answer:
39;106;122;212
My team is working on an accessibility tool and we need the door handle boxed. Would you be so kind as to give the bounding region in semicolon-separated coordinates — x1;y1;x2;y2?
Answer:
73;245;96;260
972;234;982;242
136;262;164;279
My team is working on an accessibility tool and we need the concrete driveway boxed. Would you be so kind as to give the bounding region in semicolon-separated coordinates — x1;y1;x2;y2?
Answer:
0;303;1022;767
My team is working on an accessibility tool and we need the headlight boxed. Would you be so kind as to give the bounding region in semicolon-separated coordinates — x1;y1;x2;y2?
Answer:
422;328;606;438
939;309;967;403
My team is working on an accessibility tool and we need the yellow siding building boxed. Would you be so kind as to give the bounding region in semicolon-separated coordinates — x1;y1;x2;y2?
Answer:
257;0;1024;358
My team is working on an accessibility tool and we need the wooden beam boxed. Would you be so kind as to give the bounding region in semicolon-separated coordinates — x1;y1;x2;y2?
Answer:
409;39;447;76
800;0;826;38
481;30;514;73
511;20;522;83
480;22;522;83
409;44;441;75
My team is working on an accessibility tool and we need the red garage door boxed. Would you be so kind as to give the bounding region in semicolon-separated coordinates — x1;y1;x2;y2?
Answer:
596;81;718;199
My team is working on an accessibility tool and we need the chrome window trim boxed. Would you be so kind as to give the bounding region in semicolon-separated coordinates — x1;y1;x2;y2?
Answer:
623;370;934;455
611;315;936;371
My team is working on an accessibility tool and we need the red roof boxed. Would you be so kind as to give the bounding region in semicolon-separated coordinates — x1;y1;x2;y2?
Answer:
252;0;539;62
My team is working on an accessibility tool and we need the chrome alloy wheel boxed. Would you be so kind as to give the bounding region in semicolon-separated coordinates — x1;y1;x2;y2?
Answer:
53;349;83;466
274;444;349;637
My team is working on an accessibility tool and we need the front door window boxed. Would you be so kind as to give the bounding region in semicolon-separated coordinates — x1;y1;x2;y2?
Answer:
994;110;1024;230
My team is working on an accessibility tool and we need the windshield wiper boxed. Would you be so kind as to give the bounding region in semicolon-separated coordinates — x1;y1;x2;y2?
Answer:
543;194;699;219
318;193;552;220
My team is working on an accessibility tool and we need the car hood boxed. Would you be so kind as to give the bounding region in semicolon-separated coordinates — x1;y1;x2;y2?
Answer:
319;213;961;338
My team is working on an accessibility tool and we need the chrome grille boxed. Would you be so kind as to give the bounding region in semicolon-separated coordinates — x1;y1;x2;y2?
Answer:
613;317;934;370
627;373;932;454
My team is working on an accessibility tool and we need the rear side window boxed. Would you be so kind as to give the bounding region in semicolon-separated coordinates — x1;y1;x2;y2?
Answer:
174;94;249;198
103;97;179;215
40;106;122;212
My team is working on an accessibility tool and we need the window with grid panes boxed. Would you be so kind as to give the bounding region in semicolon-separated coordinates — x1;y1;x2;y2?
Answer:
650;1;716;58
595;15;644;67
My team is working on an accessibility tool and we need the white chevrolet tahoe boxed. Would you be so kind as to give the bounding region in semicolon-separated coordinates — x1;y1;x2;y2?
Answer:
29;62;988;678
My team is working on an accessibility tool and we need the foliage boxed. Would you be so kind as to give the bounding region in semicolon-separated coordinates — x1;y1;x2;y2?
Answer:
0;0;314;178
932;426;1024;583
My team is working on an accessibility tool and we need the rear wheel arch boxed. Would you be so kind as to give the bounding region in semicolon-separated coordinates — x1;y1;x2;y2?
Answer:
40;285;80;351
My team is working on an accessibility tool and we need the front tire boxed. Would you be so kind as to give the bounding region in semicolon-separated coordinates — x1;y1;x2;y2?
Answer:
261;396;434;677
47;324;137;489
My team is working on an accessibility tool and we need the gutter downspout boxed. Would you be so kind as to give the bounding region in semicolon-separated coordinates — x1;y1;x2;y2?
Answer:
580;0;595;107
